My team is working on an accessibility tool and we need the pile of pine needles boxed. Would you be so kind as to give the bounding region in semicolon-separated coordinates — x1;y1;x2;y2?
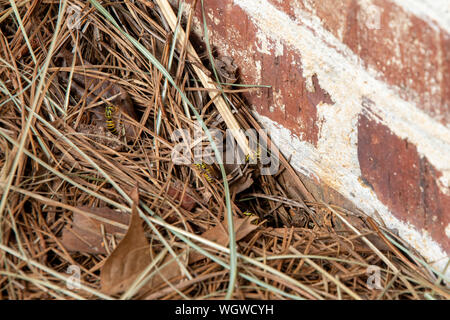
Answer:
0;0;448;300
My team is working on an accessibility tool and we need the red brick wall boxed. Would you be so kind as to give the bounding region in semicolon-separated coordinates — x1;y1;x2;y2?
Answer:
179;0;450;269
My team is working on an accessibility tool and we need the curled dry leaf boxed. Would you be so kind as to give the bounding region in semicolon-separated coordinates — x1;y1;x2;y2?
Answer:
100;187;186;297
214;56;238;83
230;170;254;195
167;182;199;211
189;216;259;264
60;207;129;255
100;187;151;295
140;250;189;299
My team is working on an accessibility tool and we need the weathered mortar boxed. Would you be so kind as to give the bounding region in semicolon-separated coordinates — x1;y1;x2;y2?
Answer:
178;0;450;274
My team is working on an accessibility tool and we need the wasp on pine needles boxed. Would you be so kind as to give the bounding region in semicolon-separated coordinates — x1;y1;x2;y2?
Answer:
194;162;217;183
105;104;119;135
243;210;259;225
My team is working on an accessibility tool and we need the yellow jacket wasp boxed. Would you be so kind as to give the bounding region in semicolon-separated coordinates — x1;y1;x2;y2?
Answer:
105;105;119;135
194;162;216;183
243;210;259;225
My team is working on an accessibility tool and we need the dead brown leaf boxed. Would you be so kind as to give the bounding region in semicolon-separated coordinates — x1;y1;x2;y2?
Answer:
167;183;199;211
100;187;151;295
189;216;259;264
138;250;188;298
214;56;238;83
61;207;129;255
100;187;186;296
230;170;254;195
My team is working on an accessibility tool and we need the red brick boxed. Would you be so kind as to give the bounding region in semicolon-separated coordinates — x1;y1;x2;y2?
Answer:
265;0;449;124
358;113;449;253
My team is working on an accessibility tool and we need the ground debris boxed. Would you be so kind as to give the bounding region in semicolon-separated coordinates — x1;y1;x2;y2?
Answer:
0;0;445;301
